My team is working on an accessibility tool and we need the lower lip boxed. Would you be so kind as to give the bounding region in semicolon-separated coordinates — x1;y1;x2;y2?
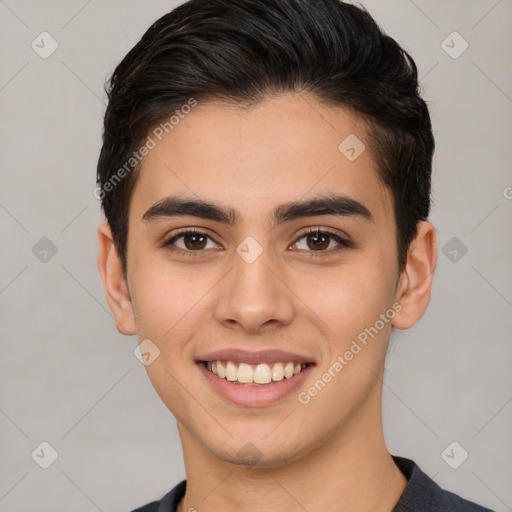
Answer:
198;363;314;407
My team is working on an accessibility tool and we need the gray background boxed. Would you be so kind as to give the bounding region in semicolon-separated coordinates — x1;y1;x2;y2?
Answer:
1;0;511;510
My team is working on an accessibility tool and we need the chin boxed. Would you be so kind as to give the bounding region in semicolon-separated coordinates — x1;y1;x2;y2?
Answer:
209;435;312;470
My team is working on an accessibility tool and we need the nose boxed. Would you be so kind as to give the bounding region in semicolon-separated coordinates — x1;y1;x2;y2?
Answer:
214;241;295;334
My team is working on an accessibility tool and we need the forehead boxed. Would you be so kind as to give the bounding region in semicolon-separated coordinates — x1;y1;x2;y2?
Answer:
129;92;393;226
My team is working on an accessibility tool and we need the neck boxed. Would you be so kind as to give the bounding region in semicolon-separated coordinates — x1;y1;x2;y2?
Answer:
176;385;407;512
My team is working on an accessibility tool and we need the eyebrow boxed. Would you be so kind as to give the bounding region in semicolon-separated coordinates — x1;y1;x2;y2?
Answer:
142;194;373;226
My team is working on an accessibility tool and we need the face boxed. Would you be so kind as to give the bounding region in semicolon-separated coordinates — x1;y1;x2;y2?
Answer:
105;92;419;467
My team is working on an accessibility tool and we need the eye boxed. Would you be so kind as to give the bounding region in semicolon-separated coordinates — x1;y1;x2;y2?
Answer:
162;227;352;258
163;229;220;255
291;228;352;256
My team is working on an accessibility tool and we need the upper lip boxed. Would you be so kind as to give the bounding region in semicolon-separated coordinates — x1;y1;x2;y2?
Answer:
196;349;315;365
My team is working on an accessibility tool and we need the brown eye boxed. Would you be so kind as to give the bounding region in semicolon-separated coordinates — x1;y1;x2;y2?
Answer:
163;229;219;253
304;231;331;250
292;228;352;255
181;232;208;250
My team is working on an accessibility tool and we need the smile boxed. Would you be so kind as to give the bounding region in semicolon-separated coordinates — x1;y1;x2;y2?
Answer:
196;349;315;406
204;360;309;385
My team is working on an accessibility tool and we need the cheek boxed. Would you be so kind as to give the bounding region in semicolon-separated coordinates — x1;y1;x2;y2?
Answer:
129;255;215;345
298;254;396;346
295;268;395;431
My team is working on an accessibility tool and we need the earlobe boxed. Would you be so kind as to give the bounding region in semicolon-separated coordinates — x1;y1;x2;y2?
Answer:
97;221;137;336
392;221;438;330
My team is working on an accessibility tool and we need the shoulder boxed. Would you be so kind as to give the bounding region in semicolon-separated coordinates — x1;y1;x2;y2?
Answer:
392;455;495;512
129;480;187;512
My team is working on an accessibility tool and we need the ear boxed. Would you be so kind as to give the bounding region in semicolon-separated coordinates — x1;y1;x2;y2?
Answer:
97;221;137;335
392;220;437;330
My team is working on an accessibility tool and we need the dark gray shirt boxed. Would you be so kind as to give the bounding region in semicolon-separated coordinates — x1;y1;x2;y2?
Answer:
131;455;494;512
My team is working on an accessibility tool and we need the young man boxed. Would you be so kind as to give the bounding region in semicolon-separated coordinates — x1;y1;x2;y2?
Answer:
96;1;494;511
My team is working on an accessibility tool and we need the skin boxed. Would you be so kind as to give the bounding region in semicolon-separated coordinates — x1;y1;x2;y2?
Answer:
97;92;437;512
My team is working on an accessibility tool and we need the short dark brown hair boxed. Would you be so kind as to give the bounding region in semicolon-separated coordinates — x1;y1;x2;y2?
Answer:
97;0;434;275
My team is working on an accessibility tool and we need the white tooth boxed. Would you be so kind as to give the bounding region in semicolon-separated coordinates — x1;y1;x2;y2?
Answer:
210;362;217;374
294;363;301;375
284;362;294;378
254;363;272;384
237;363;253;383
271;362;284;381
216;361;226;378
226;361;237;381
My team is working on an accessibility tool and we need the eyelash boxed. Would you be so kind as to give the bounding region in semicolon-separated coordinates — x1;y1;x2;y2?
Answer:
162;227;352;258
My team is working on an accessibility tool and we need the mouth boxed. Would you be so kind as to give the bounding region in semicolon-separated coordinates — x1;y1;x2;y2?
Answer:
196;350;315;407
202;360;311;386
